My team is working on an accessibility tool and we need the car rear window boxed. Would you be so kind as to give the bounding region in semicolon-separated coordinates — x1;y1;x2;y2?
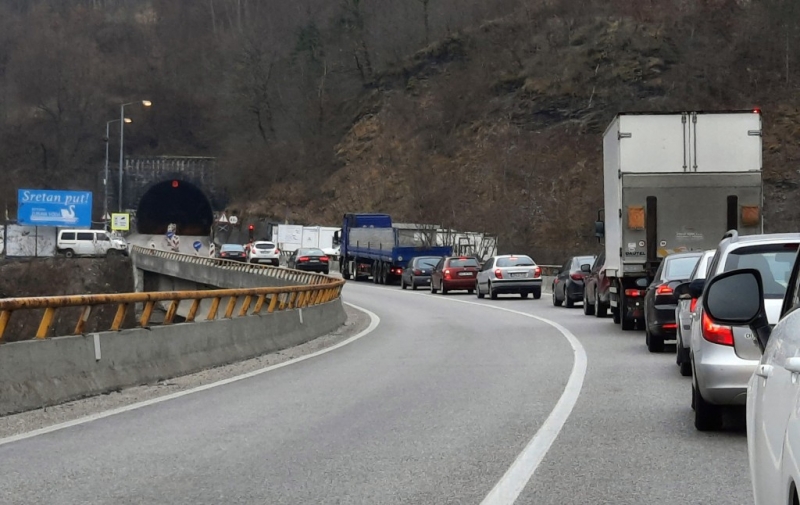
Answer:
415;257;439;268
496;256;535;267
572;256;595;269
665;256;701;280
448;258;479;267
222;245;244;251
255;243;275;250
298;248;324;256
724;243;800;299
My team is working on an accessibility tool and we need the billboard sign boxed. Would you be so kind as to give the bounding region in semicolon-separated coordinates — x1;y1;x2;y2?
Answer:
17;189;92;227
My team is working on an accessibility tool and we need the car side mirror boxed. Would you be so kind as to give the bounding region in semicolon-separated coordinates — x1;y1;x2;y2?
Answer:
580;263;591;273
594;221;605;240
674;282;690;299
703;268;771;353
688;278;705;299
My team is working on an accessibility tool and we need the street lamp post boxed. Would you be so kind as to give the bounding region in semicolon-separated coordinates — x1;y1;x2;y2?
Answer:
105;118;132;229
118;100;152;212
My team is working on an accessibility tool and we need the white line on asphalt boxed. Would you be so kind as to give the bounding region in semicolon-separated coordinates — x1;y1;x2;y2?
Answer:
386;285;586;505
0;302;380;448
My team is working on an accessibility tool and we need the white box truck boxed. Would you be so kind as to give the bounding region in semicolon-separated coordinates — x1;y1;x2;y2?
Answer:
595;110;764;330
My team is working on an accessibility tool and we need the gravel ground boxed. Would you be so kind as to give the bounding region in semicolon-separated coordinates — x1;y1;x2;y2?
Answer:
0;303;370;439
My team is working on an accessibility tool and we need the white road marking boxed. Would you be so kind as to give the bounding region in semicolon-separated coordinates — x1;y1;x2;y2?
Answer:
378;283;587;505
0;302;380;447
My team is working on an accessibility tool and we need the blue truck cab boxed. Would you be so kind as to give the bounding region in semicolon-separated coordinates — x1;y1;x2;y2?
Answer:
336;213;452;284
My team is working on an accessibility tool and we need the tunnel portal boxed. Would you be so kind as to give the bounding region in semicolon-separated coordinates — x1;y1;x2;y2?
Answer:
136;179;214;235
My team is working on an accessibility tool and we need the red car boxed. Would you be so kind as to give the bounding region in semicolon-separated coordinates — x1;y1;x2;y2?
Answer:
430;256;480;294
582;251;612;317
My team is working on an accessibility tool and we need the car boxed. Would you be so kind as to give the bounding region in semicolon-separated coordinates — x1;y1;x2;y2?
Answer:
475;254;543;299
583;251;612;317
430;256;480;295
674;249;716;376
247;240;281;266
217;243;247;262
702;248;800;505
552;255;595;308
288;247;330;274
685;231;800;431
400;256;442;290
642;251;703;353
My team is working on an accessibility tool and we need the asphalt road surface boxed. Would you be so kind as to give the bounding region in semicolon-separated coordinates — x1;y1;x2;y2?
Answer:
0;281;750;505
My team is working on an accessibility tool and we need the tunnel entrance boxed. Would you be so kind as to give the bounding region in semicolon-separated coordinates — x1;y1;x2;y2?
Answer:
136;179;214;235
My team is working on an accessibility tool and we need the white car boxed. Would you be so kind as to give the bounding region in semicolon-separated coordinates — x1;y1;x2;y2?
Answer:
703;248;800;505
246;241;280;266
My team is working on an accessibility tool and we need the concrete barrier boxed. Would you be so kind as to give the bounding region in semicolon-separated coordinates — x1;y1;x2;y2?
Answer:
0;298;346;416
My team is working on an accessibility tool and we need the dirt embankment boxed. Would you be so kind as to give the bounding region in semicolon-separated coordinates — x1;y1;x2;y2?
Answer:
0;256;135;342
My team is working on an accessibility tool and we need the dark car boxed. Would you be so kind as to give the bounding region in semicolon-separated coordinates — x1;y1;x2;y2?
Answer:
288;247;330;274
218;243;247;262
643;251;703;353
552;255;596;308
401;255;442;290
431;256;480;294
583;251;612;317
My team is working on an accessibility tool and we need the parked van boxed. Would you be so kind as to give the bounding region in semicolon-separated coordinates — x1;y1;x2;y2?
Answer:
57;229;128;258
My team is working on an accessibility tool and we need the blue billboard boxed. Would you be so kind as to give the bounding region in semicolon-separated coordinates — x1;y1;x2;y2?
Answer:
17;189;93;227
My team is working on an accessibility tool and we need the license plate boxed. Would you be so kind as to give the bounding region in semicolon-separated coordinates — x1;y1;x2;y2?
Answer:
458;272;473;277
310;259;319;263
511;273;527;278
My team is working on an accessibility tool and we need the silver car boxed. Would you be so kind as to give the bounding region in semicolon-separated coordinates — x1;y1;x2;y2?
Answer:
476;255;542;299
688;231;800;431
674;249;715;377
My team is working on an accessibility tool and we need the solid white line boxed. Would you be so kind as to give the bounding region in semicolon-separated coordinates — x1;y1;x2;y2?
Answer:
384;285;586;505
0;302;380;448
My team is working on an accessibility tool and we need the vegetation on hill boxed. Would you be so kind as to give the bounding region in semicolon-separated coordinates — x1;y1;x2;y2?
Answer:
1;0;799;261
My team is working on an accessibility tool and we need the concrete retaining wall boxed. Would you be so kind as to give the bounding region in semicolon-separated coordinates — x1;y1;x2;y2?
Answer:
0;299;346;416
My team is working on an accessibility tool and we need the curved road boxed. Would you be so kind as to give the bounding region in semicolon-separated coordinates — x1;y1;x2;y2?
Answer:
1;282;750;504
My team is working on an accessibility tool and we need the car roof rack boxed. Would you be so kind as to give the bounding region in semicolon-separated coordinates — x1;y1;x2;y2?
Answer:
722;229;739;241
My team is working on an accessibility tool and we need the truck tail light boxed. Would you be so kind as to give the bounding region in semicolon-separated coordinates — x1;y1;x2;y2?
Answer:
494;269;503;279
701;311;734;346
656;285;673;295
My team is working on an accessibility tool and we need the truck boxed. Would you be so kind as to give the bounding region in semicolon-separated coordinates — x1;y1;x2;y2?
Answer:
595;110;764;331
300;226;341;257
337;213;453;284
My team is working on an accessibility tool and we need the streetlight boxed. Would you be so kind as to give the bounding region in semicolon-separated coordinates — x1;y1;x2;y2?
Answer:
104;117;132;228
118;100;152;212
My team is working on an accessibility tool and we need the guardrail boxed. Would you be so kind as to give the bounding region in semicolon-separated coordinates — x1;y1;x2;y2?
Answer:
538;264;560;276
0;246;344;343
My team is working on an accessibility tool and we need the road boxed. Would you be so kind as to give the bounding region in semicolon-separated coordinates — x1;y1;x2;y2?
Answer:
0;281;750;504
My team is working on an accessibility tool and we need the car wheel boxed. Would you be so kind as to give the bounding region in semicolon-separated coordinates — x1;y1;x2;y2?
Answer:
552;288;562;306
520;292;529;299
680;359;692;377
441;281;448;295
401;277;407;290
595;291;607;318
565;292;575;308
468;289;474;295
646;327;664;352
533;288;541;300
583;291;595;316
694;383;723;431
489;282;498;300
678;344;692;376
411;277;418;291
476;282;485;299
430;279;438;294
64;249;75;258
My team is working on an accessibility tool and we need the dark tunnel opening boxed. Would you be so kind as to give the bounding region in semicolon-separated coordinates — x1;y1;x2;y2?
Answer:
136;180;214;235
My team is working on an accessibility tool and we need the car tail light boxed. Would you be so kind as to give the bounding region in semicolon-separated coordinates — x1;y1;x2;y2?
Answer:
494;269;503;279
570;272;583;281
320;256;329;262
221;252;228;257
413;269;422;275
624;289;643;297
690;298;698;311
534;266;541;278
444;269;452;280
656;284;673;295
701;311;734;346
298;256;309;262
663;323;677;330
275;249;280;254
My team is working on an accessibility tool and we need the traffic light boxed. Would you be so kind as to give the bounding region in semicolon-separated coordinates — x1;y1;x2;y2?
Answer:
248;224;254;240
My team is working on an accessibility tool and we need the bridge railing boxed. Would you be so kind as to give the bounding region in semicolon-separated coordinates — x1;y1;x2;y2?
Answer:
0;246;345;343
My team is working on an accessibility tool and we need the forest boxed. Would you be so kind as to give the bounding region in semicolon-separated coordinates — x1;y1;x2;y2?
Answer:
1;0;799;260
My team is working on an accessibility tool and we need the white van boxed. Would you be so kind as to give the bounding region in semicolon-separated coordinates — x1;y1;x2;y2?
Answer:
57;229;128;258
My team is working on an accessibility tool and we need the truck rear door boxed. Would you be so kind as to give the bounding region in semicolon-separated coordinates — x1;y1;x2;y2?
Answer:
690;111;762;173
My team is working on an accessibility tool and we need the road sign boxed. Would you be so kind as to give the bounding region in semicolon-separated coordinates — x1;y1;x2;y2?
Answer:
17;189;92;227
218;212;228;223
111;213;130;231
193;240;202;252
102;212;111;221
229;215;239;225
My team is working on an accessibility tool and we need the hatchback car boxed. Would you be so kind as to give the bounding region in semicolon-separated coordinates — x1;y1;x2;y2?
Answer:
288;247;330;274
431;256;480;294
583;251;612;317
218;243;247;262
400;256;442;290
675;249;715;376
552;255;595;308
688;231;800;431
643;251;703;353
476;255;542;299
247;241;280;266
